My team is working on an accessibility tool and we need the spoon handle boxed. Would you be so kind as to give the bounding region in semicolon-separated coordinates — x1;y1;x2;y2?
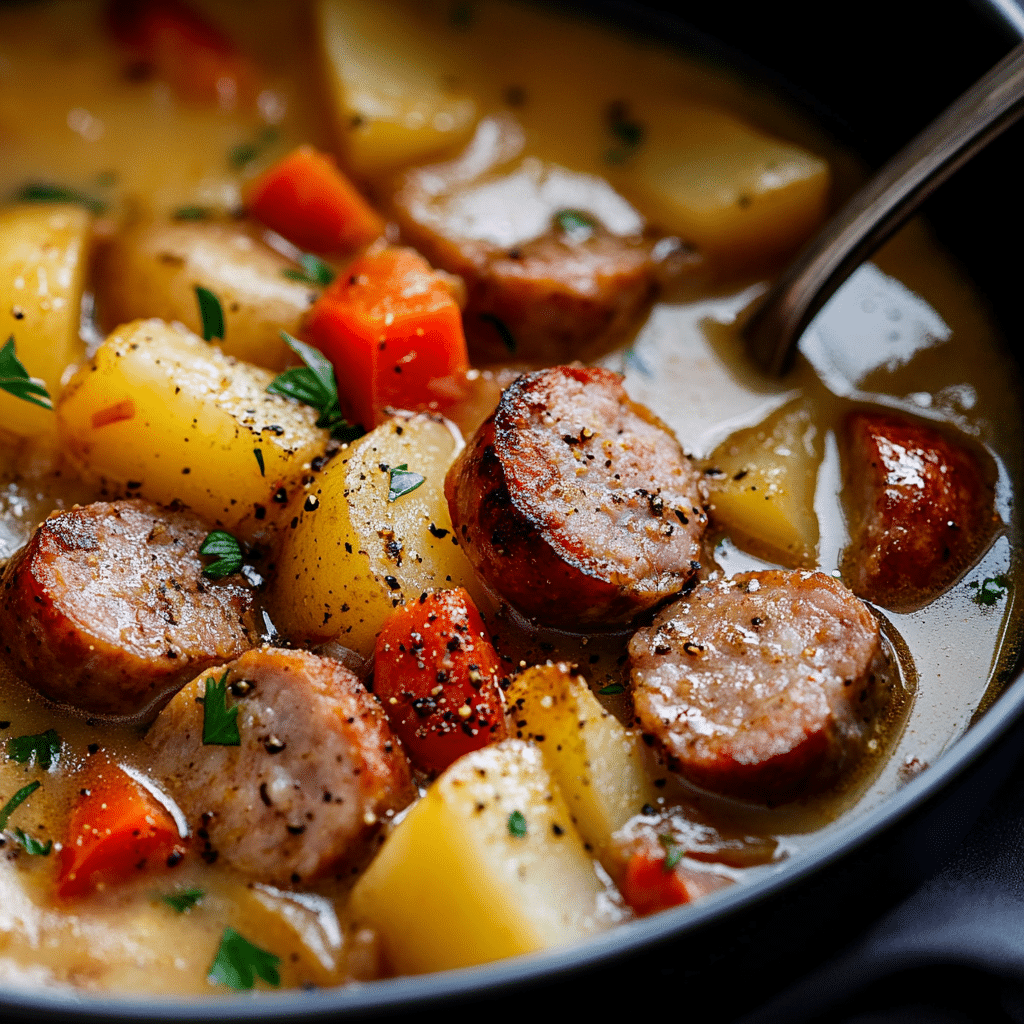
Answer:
745;40;1024;377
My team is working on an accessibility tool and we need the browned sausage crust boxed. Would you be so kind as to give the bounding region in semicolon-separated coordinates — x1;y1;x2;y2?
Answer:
0;499;258;718
144;648;414;886
842;411;998;611
629;570;890;803
445;366;708;628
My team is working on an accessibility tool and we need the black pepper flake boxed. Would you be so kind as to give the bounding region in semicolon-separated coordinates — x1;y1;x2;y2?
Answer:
304;495;320;512
384;575;400;591
273;487;288;503
264;736;286;754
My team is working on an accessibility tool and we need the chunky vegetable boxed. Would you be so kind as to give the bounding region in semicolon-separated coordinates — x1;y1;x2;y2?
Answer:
348;740;618;973
620;849;729;917
57;757;185;899
302;245;469;428
373;588;507;774
55;319;330;537
0;204;91;436
270;412;488;655
244;146;384;257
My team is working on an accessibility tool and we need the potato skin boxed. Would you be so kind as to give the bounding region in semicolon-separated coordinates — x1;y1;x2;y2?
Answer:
94;218;318;370
445;366;708;628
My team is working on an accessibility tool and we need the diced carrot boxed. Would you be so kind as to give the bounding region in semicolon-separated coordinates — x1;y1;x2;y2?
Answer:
243;146;385;257
373;588;507;775
57;755;186;899
621;849;734;917
303;245;469;428
107;0;258;109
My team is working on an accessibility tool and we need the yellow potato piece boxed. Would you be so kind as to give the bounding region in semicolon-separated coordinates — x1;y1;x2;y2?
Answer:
349;740;616;974
0;203;91;437
317;0;479;177
705;397;824;567
505;664;658;867
270;413;489;655
616;101;830;273
56;319;328;536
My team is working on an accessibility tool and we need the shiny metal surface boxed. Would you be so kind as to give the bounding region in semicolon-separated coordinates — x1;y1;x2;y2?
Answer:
744;39;1024;376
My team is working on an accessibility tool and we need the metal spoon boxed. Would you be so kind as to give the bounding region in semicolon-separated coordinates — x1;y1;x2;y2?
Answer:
744;40;1024;377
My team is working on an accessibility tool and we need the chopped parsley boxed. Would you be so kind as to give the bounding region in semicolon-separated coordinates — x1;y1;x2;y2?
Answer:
387;464;425;503
7;729;61;770
199;530;243;579
478;312;516;353
268;331;363;442
658;833;683;872
507;809;527;838
13;828;51;856
173;206;213;221
253;447;265;476
970;575;1009;607
554;208;596;241
208;927;281;990
598;683;625;696
229;126;279;169
162;888;205;913
604;100;644;164
0;780;40;831
11;181;106;214
195;286;225;342
0;337;53;410
282;251;336;287
201;671;240;747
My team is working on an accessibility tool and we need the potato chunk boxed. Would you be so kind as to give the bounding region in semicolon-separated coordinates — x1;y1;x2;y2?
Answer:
94;219;317;371
704;397;824;568
349;740;617;974
0;203;91;436
270;413;487;655
317;0;479;177
56;320;329;536
615;102;830;274
505;664;658;867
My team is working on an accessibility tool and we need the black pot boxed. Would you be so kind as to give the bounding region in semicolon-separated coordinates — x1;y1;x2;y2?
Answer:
4;2;1023;1020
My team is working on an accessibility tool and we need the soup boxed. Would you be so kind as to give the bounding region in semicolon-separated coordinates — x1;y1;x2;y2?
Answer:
0;0;1019;998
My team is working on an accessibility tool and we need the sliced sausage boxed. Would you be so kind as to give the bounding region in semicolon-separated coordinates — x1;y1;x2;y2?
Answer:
144;648;415;885
842;411;998;610
0;499;258;718
390;114;695;363
446;366;708;628
628;570;890;803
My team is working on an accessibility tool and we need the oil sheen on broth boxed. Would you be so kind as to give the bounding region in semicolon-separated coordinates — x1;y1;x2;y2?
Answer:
0;0;1019;996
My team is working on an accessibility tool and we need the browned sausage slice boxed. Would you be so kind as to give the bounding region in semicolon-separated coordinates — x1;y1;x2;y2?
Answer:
144;648;414;885
842;411;998;611
628;570;890;803
0;499;258;718
446;365;708;628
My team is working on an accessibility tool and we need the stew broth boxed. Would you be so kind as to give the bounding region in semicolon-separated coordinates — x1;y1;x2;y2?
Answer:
0;0;1019;996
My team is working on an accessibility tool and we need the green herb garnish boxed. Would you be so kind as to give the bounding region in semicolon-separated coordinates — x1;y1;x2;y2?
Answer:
0;337;53;410
208;927;281;990
7;729;61;771
0;780;40;831
554;208;596;241
387;464;425;503
162;888;205;913
479;312;516;353
195;286;225;342
173;206;213;221
970;575;1009;607
282;252;336;287
199;530;243;580
268;331;363;442
13;828;51;856
658;833;683;872
201;670;240;746
12;182;106;214
604;100;644;164
598;683;625;696
229;126;279;169
253;447;265;476
507;809;527;838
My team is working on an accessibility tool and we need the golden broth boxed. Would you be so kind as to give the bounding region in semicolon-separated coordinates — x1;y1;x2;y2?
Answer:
0;0;1019;997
